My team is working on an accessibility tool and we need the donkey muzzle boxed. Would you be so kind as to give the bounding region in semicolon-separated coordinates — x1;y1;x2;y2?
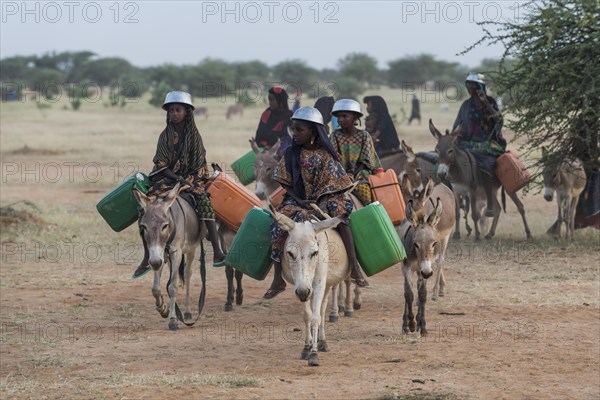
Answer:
543;188;554;202
295;287;311;302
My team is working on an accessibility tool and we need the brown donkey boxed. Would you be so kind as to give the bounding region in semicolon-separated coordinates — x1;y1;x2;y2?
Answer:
430;119;532;241
542;148;587;240
401;176;456;301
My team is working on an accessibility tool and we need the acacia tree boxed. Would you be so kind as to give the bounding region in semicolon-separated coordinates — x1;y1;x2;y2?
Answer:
462;0;599;172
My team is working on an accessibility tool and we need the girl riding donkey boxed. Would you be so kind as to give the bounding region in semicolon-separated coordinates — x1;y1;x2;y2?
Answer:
132;91;227;278
263;107;370;299
330;99;383;214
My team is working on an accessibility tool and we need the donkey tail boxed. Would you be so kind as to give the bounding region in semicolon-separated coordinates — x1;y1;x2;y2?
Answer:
501;187;506;213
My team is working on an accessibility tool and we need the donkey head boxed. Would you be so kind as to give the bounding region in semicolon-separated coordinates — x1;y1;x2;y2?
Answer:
402;176;435;212
399;140;423;192
133;183;182;270
541;146;561;202
270;208;343;302
252;138;281;200
429;119;461;180
406;197;443;279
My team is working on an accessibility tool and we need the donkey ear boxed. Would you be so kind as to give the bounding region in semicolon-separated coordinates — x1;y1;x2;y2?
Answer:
450;123;462;138
269;205;296;232
133;187;151;209
427;198;443;227
269;139;281;155
163;182;182;209
249;137;262;154
401;140;416;162
423;177;435;200
313;216;343;234
406;200;419;227
401;173;413;195
429;119;443;140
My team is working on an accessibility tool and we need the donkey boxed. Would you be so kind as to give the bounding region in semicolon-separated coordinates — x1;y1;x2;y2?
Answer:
194;106;208;119
397;198;447;336
226;103;244;119
270;208;350;366
541;148;587;240
401;176;456;301
252;139;362;319
430;119;532;241
251;138;281;201
133;183;203;331
217;224;245;311
397;139;487;239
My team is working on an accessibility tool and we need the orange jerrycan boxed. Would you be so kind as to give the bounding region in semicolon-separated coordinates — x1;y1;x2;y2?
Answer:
206;171;263;231
368;168;406;225
268;186;286;208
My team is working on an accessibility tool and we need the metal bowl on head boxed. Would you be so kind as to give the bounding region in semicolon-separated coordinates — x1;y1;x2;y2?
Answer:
291;106;324;126
162;91;195;110
331;99;363;117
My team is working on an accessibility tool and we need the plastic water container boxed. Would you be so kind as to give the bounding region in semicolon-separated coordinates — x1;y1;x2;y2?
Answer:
231;149;259;185
496;150;531;193
349;201;406;276
224;207;273;280
206;171;263;231
96;173;150;232
268;186;286;208
368;168;406;225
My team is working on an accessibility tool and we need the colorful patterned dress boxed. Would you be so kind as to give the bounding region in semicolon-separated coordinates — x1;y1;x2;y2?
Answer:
270;147;353;262
330;129;382;204
148;126;216;220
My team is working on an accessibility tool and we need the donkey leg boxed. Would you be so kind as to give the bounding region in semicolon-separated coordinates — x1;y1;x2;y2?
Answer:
432;239;447;300
485;189;501;240
353;279;363;311
402;263;415;334
224;265;234;312
152;267;168;318
453;193;462;240
568;196;579;241
308;287;326;366
167;254;182;331
318;286;331;353
329;284;339;322
344;279;353;317
300;301;312;360
235;269;244;306
416;276;428;336
471;192;482;241
183;252;193;320
508;191;532;239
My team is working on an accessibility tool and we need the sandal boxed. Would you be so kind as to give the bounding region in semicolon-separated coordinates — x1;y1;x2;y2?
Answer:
352;278;370;288
263;286;286;299
212;254;227;267
132;264;151;279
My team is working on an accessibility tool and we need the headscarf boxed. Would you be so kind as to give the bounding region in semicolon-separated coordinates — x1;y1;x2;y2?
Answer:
364;95;400;150
314;96;335;126
152;106;205;178
255;86;293;148
284;122;339;199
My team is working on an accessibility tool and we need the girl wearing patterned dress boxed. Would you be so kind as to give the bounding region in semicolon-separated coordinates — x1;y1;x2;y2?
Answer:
330;99;382;206
132;91;226;278
263;107;369;299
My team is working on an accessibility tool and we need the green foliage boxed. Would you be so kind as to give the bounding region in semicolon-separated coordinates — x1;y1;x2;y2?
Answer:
387;54;465;87
149;81;171;108
330;75;365;100
338;53;378;85
272;59;318;94
462;0;600;171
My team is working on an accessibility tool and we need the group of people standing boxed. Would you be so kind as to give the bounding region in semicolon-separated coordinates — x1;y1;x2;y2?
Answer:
132;73;599;288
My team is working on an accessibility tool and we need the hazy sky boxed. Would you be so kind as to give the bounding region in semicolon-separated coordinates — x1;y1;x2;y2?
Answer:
0;1;528;69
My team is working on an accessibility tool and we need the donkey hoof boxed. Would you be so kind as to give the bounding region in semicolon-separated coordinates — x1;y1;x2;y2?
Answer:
485;234;493;240
344;310;353;318
452;232;461;240
409;320;416;332
431;296;438;301
300;345;311;360
338;305;345;313
236;293;244;306
438;291;445;297
420;328;428;337
329;314;339;323
353;302;362;310
308;352;320;366
184;312;193;320
168;321;179;331
224;304;233;312
318;340;329;352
